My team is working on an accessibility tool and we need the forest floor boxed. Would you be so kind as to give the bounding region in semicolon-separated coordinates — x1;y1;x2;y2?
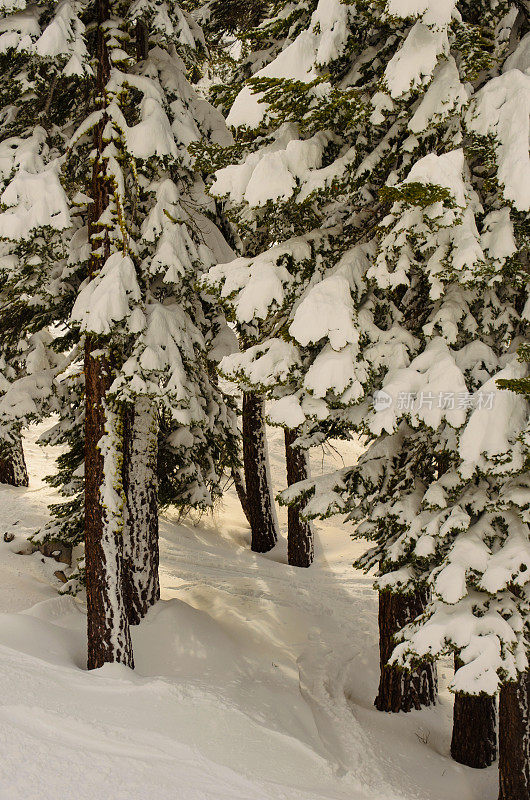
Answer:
0;423;496;800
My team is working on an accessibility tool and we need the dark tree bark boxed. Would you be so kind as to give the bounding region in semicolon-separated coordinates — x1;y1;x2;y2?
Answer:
85;0;133;671
242;392;278;552
499;672;530;800
135;18;149;60
375;589;437;712
122;399;160;625
451;656;497;768
85;344;133;669
231;465;251;525
284;428;313;568
0;431;28;487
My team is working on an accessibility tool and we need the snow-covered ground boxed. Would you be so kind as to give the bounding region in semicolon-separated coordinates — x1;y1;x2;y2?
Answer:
0;424;496;800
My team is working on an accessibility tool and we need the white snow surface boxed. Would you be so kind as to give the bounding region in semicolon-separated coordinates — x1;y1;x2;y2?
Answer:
0;423;497;800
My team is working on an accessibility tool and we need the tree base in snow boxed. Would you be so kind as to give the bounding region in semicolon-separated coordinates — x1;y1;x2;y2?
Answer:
451;657;497;768
84;343;133;668
242;392;278;553
285;428;313;568
122;400;160;626
375;589;437;713
499;672;530;800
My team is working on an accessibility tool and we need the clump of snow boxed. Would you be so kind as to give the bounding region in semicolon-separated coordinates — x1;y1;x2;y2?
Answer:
408;57;468;133
386;0;457;28
369;338;469;435
71;253;141;335
466;70;530;212
458;358;529;477
0;165;70;239
227;0;354;128
403;148;465;205
289;276;359;351
220;339;300;389
212;131;328;207
227;33;318;128
384;23;449;98
480;208;517;267
203;237;313;324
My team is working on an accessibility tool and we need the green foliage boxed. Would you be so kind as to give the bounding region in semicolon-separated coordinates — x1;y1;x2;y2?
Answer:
380;182;457;209
452;20;498;81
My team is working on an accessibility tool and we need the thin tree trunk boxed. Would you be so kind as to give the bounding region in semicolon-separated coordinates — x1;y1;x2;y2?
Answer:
122;398;160;625
499;672;530;800
375;589;437;712
135;17;149;60
231;465;251;525
85;0;133;670
242;392;278;552
451;656;497;768
284;428;313;567
0;431;28;486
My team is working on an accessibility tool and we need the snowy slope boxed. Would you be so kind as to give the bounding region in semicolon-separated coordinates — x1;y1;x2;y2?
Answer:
0;424;497;800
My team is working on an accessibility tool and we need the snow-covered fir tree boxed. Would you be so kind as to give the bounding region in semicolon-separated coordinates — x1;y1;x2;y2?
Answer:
0;0;529;794
72;0;242;660
495;344;530;798
0;0;91;500
342;3;529;777
199;0;380;566
0;0;240;665
232;0;530;779
195;1;335;557
201;0;529;747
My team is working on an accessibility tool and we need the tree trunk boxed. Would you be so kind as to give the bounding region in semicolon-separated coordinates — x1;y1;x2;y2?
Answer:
0;431;28;487
231;465;251;525
85;345;133;669
122;398;160;625
375;589;437;712
284;428;313;567
84;0;133;670
242;392;278;552
135;17;149;60
451;656;497;768
499;672;530;800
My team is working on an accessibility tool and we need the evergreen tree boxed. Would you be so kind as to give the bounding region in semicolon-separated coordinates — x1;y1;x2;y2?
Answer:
193;1;323;552
0;0;98;569
362;5;529;767
70;0;240;658
253;0;529;759
200;0;375;564
204;0;528;722
0;356;28;488
34;372;86;575
0;0;240;665
493;349;530;798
